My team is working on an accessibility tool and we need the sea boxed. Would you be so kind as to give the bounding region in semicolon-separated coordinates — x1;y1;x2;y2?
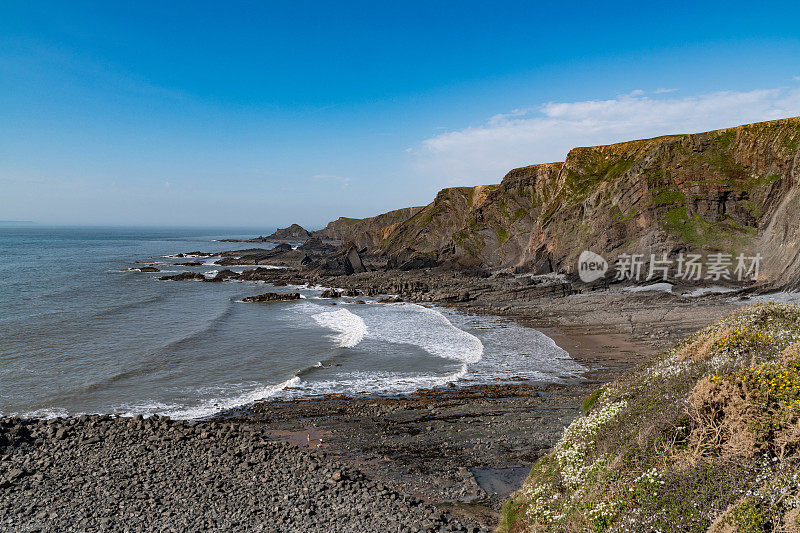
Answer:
0;226;585;420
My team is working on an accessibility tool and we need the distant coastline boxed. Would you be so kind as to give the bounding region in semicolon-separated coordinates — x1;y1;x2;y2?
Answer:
0;220;37;227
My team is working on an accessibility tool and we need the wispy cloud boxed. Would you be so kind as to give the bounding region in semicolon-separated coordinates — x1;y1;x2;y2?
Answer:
414;87;800;186
654;87;677;94
313;174;354;188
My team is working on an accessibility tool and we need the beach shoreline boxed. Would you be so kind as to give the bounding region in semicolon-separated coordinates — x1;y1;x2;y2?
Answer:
219;308;662;527
1;254;747;530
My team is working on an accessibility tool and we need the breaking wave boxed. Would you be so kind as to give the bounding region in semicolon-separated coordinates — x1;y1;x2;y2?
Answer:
312;308;368;348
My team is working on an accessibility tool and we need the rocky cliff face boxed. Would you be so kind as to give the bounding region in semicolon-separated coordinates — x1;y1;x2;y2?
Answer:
321;118;800;287
312;207;424;249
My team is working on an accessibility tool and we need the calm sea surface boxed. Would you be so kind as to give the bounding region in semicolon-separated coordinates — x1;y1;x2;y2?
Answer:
0;227;584;419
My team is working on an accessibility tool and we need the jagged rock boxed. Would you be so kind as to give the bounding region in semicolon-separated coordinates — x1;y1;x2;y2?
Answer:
343;244;366;274
320;289;341;299
139;266;160;272
242;292;301;303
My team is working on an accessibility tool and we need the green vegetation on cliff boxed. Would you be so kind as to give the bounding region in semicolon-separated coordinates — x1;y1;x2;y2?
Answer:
316;117;800;286
500;303;800;533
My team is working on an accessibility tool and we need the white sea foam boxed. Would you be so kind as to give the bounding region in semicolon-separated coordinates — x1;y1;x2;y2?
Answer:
114;376;302;420
312;308;368;348
362;303;484;364
15;407;71;419
440;309;585;383
282;364;469;398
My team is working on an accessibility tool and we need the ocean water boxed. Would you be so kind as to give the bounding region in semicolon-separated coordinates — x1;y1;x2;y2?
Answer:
0;227;584;420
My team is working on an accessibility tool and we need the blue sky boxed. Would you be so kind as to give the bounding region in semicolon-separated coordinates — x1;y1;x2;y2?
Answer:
1;1;800;228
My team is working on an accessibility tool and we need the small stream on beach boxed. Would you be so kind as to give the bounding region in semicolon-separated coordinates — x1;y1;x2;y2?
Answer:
0;227;584;420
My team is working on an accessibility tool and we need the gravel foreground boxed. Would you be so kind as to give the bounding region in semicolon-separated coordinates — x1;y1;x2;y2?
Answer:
0;415;482;532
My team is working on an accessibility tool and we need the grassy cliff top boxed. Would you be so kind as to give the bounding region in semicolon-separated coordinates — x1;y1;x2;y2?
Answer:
501;302;800;533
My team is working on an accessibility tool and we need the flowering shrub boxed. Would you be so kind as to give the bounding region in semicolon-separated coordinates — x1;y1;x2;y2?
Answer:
740;356;800;409
555;400;627;489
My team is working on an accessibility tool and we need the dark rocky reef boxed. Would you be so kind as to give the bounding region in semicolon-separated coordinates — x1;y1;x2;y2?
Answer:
175;251;214;257
204;269;239;282
159;272;206;281
242;292;301;302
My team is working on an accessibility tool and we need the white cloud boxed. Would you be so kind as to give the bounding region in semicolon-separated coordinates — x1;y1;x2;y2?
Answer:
414;87;800;186
654;87;677;93
313;173;353;188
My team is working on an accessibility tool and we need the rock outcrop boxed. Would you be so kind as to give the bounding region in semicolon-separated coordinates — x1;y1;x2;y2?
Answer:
343;243;366;274
319;289;341;299
312;207;425;248
264;224;312;242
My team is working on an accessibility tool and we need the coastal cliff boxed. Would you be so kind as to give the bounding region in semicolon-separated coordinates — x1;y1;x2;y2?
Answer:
319;117;800;287
313;206;425;249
